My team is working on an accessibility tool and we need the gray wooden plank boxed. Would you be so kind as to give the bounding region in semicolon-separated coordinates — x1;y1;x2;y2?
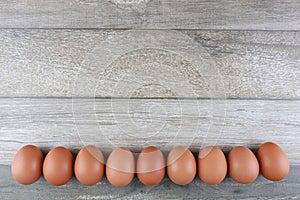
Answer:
0;29;299;99
0;98;299;165
0;164;299;200
0;0;299;30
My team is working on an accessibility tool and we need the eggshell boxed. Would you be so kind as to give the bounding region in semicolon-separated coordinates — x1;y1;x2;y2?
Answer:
167;146;196;185
137;146;165;186
43;146;74;186
74;145;105;186
228;146;259;184
11;145;43;185
198;146;227;185
106;147;135;187
257;142;289;181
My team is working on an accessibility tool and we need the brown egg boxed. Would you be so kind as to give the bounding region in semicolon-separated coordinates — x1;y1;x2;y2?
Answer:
11;145;43;185
228;146;259;184
137;146;165;186
198;146;227;185
43;146;74;186
167;146;196;185
74;145;105;186
257;142;289;181
106;147;135;187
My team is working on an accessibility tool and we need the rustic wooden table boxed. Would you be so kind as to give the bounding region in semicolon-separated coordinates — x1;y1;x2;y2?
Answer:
0;0;299;199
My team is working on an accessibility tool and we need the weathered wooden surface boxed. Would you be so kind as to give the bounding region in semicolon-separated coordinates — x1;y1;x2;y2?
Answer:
0;0;299;30
0;164;299;200
0;98;299;166
0;30;299;99
1;1;300;198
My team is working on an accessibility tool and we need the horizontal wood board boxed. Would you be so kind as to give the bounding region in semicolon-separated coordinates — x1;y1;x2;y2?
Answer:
0;0;299;30
0;98;299;166
0;164;300;200
0;29;299;99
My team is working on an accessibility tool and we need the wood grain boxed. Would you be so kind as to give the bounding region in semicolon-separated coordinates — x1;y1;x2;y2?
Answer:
0;0;299;30
0;98;299;165
1;1;299;199
0;29;299;99
0;164;299;200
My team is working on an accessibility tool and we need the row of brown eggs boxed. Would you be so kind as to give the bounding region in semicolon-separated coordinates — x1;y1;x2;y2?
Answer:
11;142;290;186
